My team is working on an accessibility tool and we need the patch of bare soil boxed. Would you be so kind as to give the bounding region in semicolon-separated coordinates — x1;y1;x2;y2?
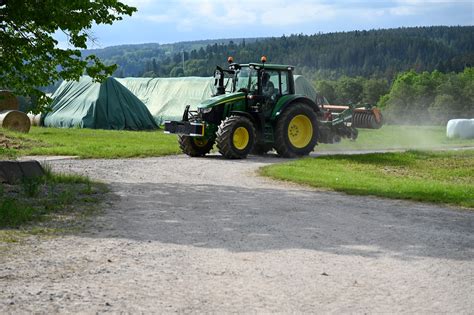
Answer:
0;134;22;149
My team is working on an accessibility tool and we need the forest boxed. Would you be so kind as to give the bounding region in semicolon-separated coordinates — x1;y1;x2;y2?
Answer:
316;68;473;124
84;26;473;125
84;26;473;81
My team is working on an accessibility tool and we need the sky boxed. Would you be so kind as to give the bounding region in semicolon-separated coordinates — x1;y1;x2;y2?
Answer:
81;0;473;48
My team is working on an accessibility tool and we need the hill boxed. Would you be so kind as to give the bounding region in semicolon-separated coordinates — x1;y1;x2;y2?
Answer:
84;26;473;80
82;38;263;77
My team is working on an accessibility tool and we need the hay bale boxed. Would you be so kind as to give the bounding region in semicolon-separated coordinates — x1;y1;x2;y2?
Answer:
0;110;31;133
26;112;42;126
447;119;474;139
0;90;19;111
33;114;42;127
27;113;35;125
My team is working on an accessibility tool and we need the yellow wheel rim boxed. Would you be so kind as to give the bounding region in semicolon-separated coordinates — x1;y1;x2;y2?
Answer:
288;115;313;148
233;127;250;150
193;138;208;148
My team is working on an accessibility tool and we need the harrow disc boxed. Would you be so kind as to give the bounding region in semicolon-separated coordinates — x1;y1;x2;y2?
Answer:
352;109;383;129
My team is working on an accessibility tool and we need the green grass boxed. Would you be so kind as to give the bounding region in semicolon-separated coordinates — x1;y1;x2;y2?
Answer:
317;125;474;151
1;125;474;159
0;169;106;229
0;125;473;159
0;127;181;159
260;150;474;208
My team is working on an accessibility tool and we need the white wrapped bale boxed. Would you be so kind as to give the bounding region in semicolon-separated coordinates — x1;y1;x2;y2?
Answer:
446;119;474;139
27;112;42;126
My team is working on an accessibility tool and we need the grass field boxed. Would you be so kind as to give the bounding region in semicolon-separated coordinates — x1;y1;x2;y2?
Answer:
0;127;181;159
0;125;473;159
260;150;474;208
0;167;106;230
317;125;474;151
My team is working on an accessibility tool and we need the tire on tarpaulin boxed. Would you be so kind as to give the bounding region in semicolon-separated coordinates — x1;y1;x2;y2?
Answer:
0;90;19;111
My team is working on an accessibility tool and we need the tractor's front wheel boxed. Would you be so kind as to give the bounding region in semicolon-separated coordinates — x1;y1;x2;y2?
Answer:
178;136;214;157
216;116;256;159
274;103;318;158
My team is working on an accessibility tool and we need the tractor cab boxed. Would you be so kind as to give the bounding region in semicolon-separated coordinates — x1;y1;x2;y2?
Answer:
213;57;296;120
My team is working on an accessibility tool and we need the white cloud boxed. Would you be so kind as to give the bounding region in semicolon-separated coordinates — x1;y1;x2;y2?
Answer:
260;2;336;26
389;5;417;15
144;14;175;23
395;0;463;4
131;0;473;33
121;0;153;7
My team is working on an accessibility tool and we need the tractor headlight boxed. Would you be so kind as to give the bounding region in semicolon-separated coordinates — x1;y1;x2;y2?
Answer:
199;107;212;114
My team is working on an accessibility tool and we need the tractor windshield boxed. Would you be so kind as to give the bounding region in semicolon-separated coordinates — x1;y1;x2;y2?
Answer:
234;67;258;93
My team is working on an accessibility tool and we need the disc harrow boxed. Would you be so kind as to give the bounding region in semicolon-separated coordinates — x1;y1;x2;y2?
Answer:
352;108;383;129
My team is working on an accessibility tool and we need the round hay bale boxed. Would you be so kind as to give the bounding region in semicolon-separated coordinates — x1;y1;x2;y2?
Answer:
0;90;19;111
0;110;31;133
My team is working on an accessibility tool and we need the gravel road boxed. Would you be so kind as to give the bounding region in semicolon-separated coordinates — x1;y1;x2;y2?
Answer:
1;153;473;313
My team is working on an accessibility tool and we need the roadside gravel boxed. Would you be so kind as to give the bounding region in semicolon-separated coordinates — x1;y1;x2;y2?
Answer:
1;153;473;313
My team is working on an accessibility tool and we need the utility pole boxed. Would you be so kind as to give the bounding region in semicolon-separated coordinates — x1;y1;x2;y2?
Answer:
182;50;185;74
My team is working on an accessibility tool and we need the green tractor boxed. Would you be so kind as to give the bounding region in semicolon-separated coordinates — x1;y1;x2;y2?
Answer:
164;57;382;159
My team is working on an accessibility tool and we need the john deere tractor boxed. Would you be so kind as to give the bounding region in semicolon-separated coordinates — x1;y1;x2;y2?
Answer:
164;57;382;159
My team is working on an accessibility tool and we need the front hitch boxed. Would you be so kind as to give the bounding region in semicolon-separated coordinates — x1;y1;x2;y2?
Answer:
164;120;205;137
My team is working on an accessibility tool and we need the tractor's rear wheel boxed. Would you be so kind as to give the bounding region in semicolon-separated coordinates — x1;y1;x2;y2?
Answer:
274;103;318;158
216;115;256;159
178;136;214;157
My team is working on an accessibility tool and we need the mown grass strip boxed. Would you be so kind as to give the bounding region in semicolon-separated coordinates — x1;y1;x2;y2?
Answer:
317;125;474;151
1;127;181;159
1;125;473;159
260;150;474;208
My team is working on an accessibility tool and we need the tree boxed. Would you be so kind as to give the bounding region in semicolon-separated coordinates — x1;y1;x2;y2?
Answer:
335;76;363;104
315;80;336;103
363;79;389;104
428;94;456;124
169;66;184;77
0;0;136;111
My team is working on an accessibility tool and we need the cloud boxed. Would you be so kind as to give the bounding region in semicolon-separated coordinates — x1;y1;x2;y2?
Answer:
389;5;417;15
144;14;175;23
130;0;473;34
179;0;258;26
260;2;337;26
121;0;154;7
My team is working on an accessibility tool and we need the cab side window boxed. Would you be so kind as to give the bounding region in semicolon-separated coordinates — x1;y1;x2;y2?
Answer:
280;71;289;95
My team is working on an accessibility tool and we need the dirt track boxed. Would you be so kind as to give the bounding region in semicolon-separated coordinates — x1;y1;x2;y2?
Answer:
1;154;473;313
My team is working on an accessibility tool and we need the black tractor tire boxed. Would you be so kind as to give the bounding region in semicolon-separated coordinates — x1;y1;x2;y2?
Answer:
274;103;318;158
178;135;214;157
216;115;256;159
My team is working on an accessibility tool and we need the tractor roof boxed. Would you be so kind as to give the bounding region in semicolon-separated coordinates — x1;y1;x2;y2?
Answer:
239;63;295;71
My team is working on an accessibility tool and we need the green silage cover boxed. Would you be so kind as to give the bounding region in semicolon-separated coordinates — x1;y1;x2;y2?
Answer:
44;77;157;130
117;77;215;124
116;76;317;123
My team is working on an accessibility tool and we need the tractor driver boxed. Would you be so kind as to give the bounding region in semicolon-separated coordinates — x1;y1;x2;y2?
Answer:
262;72;275;99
